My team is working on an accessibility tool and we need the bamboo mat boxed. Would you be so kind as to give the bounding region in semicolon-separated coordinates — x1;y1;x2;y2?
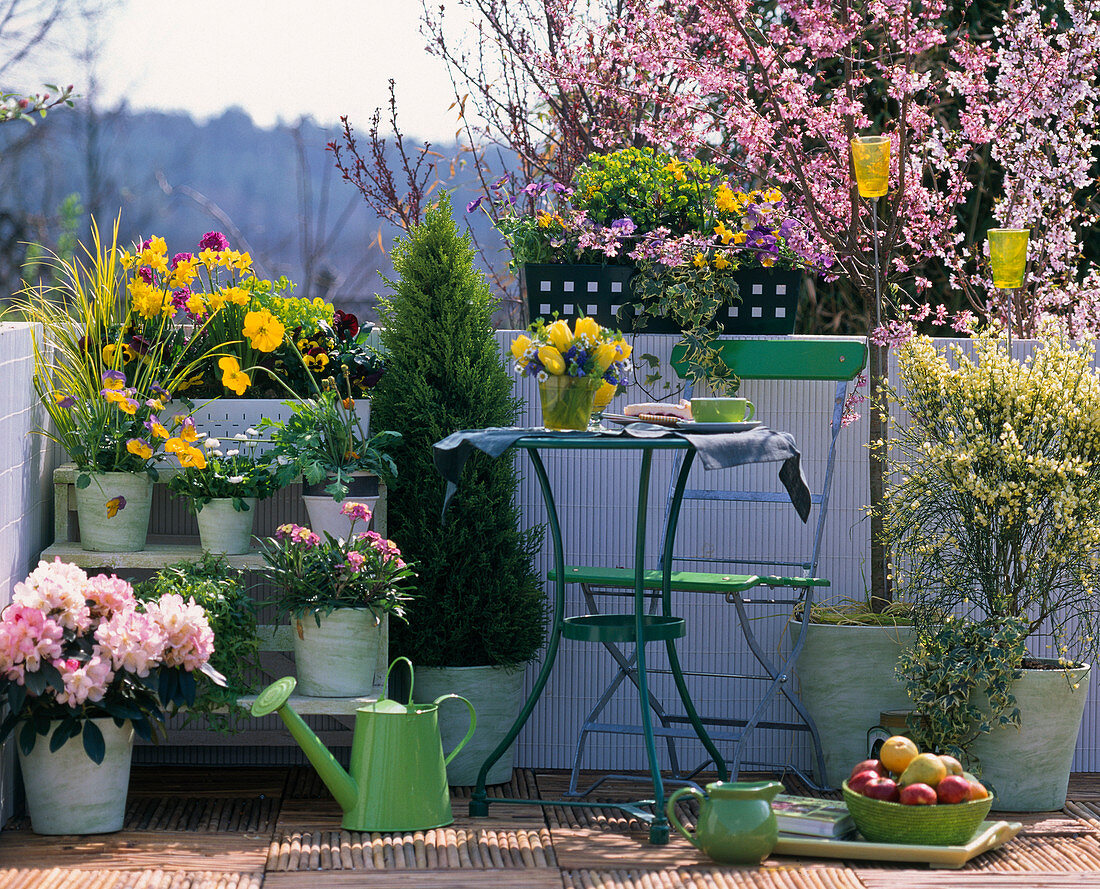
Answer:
3;767;1100;888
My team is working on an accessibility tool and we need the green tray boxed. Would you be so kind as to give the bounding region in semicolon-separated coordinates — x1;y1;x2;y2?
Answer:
773;820;1022;869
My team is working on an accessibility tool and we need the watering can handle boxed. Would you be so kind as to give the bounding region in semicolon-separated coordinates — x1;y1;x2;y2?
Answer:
434;693;477;766
666;786;705;849
384;656;416;705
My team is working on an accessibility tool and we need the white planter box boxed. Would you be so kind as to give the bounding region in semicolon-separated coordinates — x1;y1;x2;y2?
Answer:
187;398;298;453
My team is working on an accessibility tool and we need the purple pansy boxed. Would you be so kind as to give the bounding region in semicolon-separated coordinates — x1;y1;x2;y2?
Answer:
466;196;484;213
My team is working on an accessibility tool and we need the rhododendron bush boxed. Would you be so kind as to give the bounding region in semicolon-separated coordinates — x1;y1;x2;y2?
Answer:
0;559;216;762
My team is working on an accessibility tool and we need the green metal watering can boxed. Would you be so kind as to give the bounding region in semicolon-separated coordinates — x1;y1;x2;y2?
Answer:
251;656;476;832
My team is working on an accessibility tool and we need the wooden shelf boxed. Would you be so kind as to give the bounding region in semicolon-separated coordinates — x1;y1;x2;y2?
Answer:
38;542;267;571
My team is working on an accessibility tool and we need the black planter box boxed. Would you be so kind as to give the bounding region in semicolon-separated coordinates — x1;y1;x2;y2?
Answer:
521;263;801;334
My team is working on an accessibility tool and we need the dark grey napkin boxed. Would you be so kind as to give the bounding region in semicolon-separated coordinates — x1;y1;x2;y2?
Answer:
433;426;811;522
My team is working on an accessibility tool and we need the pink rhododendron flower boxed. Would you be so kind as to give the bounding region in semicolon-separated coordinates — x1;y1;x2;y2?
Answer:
55;653;114;706
86;573;138;620
11;558;92;632
94;608;168;677
144;594;215;671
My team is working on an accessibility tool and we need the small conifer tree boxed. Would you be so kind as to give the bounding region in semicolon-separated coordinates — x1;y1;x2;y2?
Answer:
371;194;547;668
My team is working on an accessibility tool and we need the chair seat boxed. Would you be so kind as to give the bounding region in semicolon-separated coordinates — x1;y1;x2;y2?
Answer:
550;565;829;595
562;614;686;642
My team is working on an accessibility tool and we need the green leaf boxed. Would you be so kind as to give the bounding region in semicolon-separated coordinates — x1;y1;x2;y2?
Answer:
18;720;38;756
49;720;79;753
23;669;47;696
82;719;106;764
76;473;91;489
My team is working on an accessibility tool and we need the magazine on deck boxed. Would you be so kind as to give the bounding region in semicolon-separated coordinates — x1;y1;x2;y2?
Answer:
773;794;856;838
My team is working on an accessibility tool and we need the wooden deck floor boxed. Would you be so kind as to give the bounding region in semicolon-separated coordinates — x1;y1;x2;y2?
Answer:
2;767;1100;888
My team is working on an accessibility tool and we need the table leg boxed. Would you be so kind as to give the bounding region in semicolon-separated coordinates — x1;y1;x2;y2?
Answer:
659;450;729;781
632;451;670;845
470;449;564;817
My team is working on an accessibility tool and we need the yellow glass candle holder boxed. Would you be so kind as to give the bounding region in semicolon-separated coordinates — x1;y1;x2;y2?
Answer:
851;136;890;198
988;228;1029;288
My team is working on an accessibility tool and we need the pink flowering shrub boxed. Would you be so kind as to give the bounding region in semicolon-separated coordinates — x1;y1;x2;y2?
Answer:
259;503;415;624
0;559;215;762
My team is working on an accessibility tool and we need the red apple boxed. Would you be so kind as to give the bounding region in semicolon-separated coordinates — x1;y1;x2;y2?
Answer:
898;783;938;805
850;759;888;781
966;780;990;801
936;775;971;804
864;777;900;802
848;769;881;795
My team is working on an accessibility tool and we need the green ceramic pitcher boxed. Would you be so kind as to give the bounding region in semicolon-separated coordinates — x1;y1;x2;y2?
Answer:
666;780;783;864
251;657;476;832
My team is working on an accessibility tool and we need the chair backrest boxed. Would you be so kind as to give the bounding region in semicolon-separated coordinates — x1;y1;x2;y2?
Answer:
665;337;867;581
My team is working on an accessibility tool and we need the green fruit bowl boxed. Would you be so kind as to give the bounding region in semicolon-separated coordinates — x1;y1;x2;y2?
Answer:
842;781;994;846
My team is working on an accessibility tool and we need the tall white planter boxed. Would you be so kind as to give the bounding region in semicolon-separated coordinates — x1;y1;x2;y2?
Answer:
18;718;134;835
970;660;1091;812
196;497;257;554
292;608;387;697
74;471;153;552
301;472;381;539
414;664;527;786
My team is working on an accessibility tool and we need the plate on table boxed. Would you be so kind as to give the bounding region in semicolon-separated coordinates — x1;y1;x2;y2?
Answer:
675;420;762;433
600;413;680;428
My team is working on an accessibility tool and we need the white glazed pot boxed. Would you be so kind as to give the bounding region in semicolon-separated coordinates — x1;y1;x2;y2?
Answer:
196;497;257;554
74;471;153;552
292;608;387;697
18;717;134;835
301;472;380;540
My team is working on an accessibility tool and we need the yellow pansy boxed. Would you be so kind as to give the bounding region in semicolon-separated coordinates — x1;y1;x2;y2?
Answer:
761;254;776;267
574;316;601;345
304;352;329;372
693;252;708;269
511;334;532;362
546;319;574;352
126;439;154;460
180;446;207;469
164;436;188;456
180;417;199;443
538;346;566;375
148;417;170;439
218;356;251;396
537;211;554;229
242;309;286;352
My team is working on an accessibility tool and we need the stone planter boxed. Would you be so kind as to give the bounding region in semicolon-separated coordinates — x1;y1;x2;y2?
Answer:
18;718;134;834
413;664;527;786
292;608;387;697
196;497;257;554
74;471;153;552
790;621;914;788
187;398;297;455
969;659;1091;812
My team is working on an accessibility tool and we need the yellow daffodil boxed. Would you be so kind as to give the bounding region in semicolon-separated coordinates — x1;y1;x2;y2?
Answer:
225;286;251;305
218;356;251;396
198;248;220;267
714;252;731;270
511;334;532;360
574;316;601;345
243;308;286;352
715;184;738;214
234;251;252;272
185;293;207;317
126;439;154;460
733;231;748;246
693;252;708;269
180;446;207;469
664;158;687;182
206;289;228;313
119;250;135;269
714;221;734;245
546;319;574;352
538;345;566;375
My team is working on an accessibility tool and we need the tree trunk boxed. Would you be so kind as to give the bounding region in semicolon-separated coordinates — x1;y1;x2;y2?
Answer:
868;339;891;611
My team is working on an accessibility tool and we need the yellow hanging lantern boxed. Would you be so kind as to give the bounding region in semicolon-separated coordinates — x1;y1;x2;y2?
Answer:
987;228;1029;288
850;136;891;198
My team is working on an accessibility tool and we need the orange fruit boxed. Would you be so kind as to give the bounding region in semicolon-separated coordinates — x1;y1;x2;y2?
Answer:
899;752;949;788
879;735;919;774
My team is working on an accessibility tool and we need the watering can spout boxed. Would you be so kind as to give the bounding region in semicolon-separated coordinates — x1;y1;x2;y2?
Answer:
250;677;359;814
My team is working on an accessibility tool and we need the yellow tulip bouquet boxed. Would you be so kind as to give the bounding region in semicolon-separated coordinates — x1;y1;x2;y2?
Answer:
510;316;632;429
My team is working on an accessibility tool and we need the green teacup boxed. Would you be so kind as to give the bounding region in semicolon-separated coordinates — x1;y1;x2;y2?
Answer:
691;397;755;423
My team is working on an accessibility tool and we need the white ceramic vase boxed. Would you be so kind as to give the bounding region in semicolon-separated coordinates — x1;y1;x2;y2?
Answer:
73;471;153;552
196;497;257;554
18;718;134;835
292;608;387;697
301;472;380;540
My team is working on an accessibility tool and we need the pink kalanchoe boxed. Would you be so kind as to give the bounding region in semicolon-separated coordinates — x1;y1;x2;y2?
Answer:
345;551;366;571
198;231;230;252
339;501;372;522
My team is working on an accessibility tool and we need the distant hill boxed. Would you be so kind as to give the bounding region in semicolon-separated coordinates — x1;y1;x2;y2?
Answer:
0;106;518;324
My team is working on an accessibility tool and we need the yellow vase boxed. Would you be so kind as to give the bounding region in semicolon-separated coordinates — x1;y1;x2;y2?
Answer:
988;228;1029;288
851;136;890;198
539;375;601;431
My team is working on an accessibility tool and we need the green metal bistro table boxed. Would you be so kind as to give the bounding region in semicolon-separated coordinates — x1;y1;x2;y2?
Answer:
432;425;812;845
